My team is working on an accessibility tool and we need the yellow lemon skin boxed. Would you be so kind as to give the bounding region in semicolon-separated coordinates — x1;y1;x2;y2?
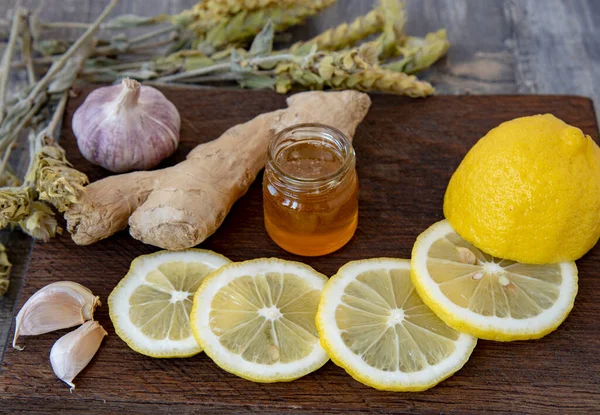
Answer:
444;114;600;264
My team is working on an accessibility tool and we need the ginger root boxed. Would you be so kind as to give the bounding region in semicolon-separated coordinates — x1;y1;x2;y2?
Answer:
66;90;371;250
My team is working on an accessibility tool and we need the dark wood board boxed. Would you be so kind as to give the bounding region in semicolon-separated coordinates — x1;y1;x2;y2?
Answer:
1;88;599;414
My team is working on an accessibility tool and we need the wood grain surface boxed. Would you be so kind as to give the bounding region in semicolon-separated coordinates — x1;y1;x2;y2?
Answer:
0;88;599;414
2;0;600;369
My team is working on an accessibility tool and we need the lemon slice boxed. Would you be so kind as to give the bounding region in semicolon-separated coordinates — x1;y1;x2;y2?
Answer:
109;249;231;357
191;258;329;382
317;258;476;391
411;220;578;341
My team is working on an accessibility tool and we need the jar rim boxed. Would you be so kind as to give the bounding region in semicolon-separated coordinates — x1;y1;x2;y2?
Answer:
267;123;355;185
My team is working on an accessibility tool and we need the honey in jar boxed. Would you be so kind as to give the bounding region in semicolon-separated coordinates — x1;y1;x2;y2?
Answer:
263;123;358;256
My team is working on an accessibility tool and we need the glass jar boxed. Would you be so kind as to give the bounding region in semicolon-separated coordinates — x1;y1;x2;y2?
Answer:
263;123;358;256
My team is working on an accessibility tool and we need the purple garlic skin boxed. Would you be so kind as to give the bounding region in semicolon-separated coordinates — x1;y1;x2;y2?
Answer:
72;78;181;173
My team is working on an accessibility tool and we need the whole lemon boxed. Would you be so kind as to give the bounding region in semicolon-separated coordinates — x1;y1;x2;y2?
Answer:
444;114;600;264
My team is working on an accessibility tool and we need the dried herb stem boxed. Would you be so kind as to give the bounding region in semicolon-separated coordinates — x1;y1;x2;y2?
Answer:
28;0;120;100
129;37;176;53
0;142;14;179
94;31;177;57
22;13;37;86
82;60;146;74
39;15;169;31
178;72;245;83
130;25;176;45
45;91;69;140
40;21;97;30
0;8;27;124
156;53;294;82
10;56;55;69
0;92;48;154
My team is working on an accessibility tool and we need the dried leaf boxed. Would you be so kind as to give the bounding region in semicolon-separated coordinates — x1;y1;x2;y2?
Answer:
238;73;276;89
34;39;70;57
184;55;217;72
230;49;246;72
249;20;274;56
103;14;169;29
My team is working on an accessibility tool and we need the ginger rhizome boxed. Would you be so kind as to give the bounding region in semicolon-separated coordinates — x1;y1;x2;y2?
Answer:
65;90;371;250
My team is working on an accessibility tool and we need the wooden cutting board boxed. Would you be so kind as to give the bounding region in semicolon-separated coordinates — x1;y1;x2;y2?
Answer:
1;88;599;414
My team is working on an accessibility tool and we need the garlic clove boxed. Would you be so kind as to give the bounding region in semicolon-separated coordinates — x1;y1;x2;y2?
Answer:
13;281;100;350
50;320;107;391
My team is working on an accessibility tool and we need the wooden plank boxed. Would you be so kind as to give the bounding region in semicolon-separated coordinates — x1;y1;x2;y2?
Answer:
1;88;599;414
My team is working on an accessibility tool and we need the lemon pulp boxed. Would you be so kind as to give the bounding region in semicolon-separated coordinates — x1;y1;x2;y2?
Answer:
191;258;329;382
109;249;231;357
317;258;476;391
208;271;321;364
129;261;212;341
411;220;578;341
427;234;563;318
336;267;461;371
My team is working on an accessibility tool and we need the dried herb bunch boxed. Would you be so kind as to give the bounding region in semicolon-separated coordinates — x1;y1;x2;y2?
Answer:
0;0;449;294
16;0;449;93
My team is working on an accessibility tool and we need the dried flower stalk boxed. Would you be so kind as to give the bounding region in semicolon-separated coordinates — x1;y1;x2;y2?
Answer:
385;29;450;74
18;201;60;241
0;187;32;228
26;144;88;213
179;0;335;34
195;0;337;54
289;8;384;55
275;45;434;97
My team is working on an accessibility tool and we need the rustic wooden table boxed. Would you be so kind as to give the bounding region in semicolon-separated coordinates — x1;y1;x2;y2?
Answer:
1;0;599;410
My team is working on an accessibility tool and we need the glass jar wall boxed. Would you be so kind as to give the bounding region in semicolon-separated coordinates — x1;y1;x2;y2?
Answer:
263;123;358;256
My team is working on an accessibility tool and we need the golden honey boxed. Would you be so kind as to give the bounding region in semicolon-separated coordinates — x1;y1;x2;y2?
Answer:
263;123;358;256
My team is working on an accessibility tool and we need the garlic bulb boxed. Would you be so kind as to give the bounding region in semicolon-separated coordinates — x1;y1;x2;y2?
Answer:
50;320;107;391
72;78;181;173
13;281;100;350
